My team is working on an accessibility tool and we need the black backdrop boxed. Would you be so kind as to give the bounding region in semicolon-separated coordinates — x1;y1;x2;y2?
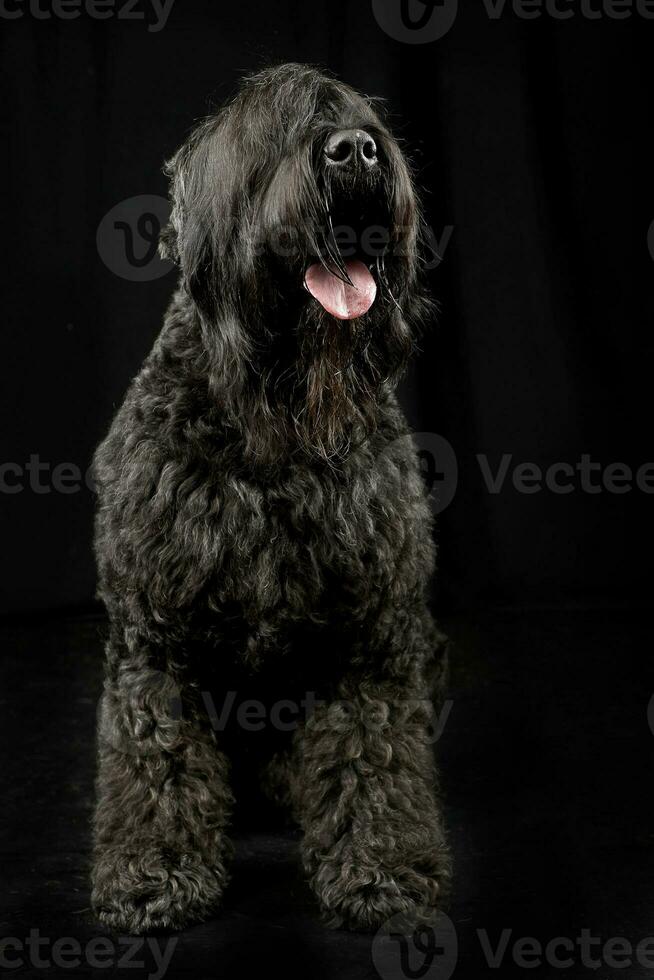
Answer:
0;0;646;616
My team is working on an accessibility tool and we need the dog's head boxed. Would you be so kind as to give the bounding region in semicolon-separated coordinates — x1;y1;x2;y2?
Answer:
162;63;432;463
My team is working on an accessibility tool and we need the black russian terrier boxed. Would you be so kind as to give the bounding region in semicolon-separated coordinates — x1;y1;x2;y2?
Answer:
91;62;451;934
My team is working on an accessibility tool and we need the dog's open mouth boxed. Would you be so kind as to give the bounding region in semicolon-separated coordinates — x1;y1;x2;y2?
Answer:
304;259;377;320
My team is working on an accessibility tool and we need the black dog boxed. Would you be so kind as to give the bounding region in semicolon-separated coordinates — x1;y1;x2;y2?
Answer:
91;62;451;934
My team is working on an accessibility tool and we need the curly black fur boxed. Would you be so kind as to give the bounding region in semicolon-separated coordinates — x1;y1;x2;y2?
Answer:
91;62;451;935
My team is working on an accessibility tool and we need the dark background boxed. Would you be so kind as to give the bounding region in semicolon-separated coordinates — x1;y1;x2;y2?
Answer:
0;0;647;617
1;5;651;980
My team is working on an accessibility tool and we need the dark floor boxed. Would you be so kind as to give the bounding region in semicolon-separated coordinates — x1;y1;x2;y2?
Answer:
0;608;652;979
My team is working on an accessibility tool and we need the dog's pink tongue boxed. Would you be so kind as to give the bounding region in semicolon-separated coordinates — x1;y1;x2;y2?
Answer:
305;259;377;320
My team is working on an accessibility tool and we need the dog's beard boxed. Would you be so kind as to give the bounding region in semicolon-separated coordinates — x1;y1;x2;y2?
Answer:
194;205;418;467
202;165;417;465
188;214;419;466
286;307;390;461
230;292;412;467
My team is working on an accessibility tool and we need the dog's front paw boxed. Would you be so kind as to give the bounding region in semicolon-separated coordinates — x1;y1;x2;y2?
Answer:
312;862;445;932
91;843;227;933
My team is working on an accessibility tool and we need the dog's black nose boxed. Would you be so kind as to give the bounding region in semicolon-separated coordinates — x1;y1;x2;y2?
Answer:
324;129;378;169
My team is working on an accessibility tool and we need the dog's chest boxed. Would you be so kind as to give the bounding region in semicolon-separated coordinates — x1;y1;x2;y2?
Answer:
211;447;432;653
218;468;389;611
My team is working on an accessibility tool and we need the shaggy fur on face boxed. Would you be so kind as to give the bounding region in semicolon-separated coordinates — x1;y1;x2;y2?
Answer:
91;62;451;935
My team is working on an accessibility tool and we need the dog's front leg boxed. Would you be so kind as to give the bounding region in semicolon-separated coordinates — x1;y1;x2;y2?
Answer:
297;659;451;931
91;634;232;933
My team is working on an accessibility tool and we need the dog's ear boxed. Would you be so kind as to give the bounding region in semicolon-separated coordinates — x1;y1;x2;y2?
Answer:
158;118;253;403
158;147;184;264
158;221;179;264
159;120;229;321
158;216;179;264
158;133;215;273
